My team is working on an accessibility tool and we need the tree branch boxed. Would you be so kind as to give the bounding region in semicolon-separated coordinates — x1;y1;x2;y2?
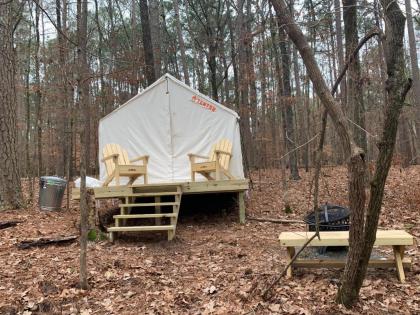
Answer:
401;78;413;99
248;216;304;224
261;233;318;300
313;28;381;216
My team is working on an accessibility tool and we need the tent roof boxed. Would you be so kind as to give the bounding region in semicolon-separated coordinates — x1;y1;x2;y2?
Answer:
100;73;239;122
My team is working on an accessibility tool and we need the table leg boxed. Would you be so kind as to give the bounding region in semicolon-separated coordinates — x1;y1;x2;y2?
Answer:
286;247;295;278
393;245;406;283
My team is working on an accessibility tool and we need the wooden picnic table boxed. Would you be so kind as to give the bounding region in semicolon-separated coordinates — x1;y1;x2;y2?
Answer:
279;230;414;283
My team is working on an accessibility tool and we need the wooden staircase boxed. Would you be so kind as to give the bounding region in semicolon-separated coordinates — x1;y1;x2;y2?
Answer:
108;185;182;241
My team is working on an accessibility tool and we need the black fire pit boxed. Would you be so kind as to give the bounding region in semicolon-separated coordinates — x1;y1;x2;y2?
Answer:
304;203;350;232
304;204;350;254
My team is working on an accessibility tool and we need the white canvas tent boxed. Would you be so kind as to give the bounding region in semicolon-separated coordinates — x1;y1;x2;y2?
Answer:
98;73;245;185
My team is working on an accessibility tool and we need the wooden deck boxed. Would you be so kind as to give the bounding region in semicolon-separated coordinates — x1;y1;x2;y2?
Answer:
72;179;248;199
72;179;249;240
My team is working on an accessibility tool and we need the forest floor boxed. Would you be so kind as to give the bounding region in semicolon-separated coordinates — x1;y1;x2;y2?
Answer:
0;166;419;315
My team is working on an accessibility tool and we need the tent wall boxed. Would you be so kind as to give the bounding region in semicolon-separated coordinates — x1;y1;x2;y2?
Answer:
168;79;244;181
98;74;245;185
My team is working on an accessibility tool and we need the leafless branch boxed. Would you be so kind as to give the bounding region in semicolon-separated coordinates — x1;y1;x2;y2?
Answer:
261;233;318;300
248;216;304;224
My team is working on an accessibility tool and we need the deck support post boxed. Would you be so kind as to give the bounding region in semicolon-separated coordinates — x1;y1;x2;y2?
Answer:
238;191;246;224
155;196;161;225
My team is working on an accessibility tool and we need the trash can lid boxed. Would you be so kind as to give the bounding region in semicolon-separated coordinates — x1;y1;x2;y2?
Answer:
40;176;67;184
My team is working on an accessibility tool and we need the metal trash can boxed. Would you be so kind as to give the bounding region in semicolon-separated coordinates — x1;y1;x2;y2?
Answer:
39;176;67;211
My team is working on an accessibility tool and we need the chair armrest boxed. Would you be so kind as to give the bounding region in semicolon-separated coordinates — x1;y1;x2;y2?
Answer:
130;155;149;164
188;153;208;159
214;150;232;156
101;153;119;163
188;153;208;165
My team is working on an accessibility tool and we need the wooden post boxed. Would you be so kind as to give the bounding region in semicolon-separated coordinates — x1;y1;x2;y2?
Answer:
155;196;161;225
188;154;195;181
238;191;246;224
168;201;175;240
122;196;129;226
393;245;406;283
286;247;296;278
115;165;120;186
215;153;221;180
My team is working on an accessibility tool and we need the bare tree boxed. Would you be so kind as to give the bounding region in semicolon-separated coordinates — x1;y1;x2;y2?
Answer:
279;27;301;180
270;0;411;307
77;0;90;290
34;1;43;176
337;0;412;306
130;0;139;95
149;0;162;78
405;0;420;164
237;0;253;170
334;0;346;105
174;0;190;85
187;0;227;102
140;0;156;85
0;0;24;210
343;0;367;153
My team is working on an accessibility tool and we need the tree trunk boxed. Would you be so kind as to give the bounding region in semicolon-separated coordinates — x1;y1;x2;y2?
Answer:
337;0;411;307
398;115;413;167
159;0;170;74
334;0;346;105
271;0;410;307
208;40;219;101
270;0;366;307
174;0;190;85
272;19;292;209
404;0;420;164
259;24;268;168
0;1;24;210
130;0;139;95
227;1;239;110
56;0;70;178
77;0;90;290
197;50;205;92
245;0;257;168
140;0;156;86
279;28;301;180
25;7;33;193
237;0;252;171
343;0;368;154
149;0;162;78
34;3;43;176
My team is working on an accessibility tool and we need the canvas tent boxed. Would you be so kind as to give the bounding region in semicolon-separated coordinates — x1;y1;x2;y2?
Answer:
98;73;245;185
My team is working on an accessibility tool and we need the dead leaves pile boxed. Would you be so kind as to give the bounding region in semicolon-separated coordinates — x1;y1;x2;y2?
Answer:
0;166;419;314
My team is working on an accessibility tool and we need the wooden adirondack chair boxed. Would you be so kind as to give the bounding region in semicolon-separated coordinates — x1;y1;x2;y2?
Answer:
188;139;235;181
102;144;149;186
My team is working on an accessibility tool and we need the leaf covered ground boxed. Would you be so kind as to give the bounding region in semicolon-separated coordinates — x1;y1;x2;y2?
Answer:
0;166;419;314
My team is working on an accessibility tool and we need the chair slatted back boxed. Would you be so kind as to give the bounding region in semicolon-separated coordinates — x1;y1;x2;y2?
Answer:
102;143;130;176
208;139;232;170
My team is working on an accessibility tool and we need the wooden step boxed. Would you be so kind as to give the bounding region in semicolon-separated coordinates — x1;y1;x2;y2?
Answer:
114;213;177;219
125;192;181;197
131;185;182;194
120;202;180;208
108;225;175;232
